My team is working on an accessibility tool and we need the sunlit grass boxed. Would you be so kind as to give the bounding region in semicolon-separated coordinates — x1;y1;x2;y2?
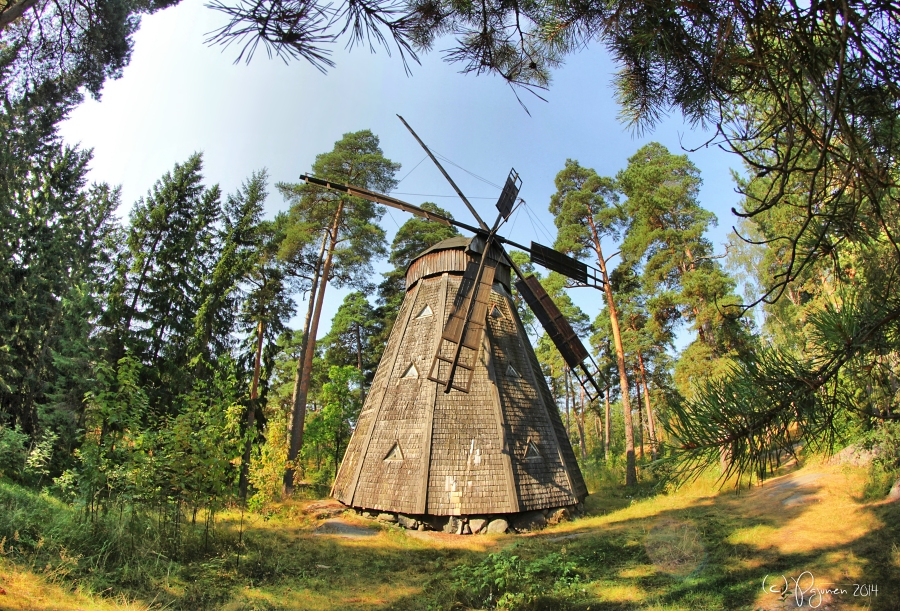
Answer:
1;456;898;610
0;558;148;610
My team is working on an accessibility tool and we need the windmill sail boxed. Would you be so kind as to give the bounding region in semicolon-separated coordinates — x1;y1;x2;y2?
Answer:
529;241;605;289
428;239;504;392
495;169;521;220
515;275;604;401
332;237;587;520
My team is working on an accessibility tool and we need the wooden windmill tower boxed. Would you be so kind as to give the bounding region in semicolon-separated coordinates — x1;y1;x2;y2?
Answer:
300;118;607;529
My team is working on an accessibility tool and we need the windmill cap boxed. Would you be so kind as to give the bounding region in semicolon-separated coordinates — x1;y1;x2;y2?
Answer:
405;236;511;291
412;236;472;260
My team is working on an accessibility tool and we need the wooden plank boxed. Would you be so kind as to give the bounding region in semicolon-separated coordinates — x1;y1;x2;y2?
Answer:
483;322;521;513
346;280;421;507
416;273;448;514
506;286;578;502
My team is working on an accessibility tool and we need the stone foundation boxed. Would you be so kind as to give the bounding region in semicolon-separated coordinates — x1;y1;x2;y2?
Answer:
355;503;584;534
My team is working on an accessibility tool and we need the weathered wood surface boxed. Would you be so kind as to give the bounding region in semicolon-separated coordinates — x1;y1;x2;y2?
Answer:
332;238;586;516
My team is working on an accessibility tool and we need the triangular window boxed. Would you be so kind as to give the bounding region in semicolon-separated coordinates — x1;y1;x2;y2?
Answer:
523;440;542;461
506;364;520;378
490;304;503;319
401;363;419;379
384;442;404;462
414;304;433;319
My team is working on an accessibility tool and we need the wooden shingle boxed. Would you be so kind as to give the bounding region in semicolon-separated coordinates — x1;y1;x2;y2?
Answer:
332;238;586;517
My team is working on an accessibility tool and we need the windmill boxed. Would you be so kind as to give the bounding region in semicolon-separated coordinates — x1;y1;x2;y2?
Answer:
300;117;607;532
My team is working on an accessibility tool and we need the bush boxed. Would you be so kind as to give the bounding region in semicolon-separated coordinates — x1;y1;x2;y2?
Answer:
862;420;900;500
0;425;57;486
451;549;582;610
0;425;28;480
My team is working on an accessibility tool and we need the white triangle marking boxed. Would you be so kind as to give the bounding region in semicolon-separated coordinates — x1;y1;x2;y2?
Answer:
384;442;404;462
402;363;419;379
414;304;433;319
524;440;542;461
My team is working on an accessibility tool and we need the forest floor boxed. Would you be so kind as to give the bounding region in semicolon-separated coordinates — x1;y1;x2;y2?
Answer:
1;457;899;610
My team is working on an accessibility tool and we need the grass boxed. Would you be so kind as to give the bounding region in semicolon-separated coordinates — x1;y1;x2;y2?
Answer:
1;456;899;610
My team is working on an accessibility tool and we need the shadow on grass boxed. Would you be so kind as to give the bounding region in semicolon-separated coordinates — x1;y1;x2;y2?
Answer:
8;468;896;611
235;471;898;611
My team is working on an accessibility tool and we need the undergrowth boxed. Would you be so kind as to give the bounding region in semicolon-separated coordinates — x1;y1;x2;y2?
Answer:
0;481;242;607
2;452;898;610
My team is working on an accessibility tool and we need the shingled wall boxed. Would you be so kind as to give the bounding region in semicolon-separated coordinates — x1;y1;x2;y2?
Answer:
332;238;587;516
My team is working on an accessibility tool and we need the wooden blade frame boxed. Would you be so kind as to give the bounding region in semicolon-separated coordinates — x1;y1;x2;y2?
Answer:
297;173;607;399
514;275;605;401
428;241;504;393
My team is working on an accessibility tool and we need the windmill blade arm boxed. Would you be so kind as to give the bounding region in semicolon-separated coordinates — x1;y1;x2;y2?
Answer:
496;238;606;289
396;115;490;232
298;174;482;235
516;275;589;368
514;274;604;401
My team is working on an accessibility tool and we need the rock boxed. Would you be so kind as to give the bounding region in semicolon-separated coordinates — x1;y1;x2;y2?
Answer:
469;518;488;534
417;523;426;531
485;519;509;534
829;443;877;467
889;479;900;502
361;511;375;519
443;516;462;534
397;514;418;529
512;511;547;532
376;512;397;523
315;519;377;538
307;500;346;519
547;507;571;525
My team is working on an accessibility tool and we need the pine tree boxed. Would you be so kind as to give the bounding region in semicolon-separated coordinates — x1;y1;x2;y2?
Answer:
617;143;752;400
111;154;223;416
550;159;638;486
279;130;397;495
0;81;119;463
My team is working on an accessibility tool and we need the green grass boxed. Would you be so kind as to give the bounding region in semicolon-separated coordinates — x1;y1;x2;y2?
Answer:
1;458;899;610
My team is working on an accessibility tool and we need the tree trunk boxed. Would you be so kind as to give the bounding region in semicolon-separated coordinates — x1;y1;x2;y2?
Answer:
636;350;658;459
586;217;636;485
604;388;611;462
282;202;344;494
283;231;329;495
355;321;367;404
635;376;644;460
0;0;41;31
576;386;587;460
239;319;265;500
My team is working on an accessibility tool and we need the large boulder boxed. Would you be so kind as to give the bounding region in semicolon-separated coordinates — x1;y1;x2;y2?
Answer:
397;514;419;529
485;518;509;534
547;507;571;525
829;443;878;467
511;511;547;533
889;479;900;502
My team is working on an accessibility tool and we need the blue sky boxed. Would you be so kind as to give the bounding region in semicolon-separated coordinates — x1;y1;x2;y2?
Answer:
59;0;746;343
